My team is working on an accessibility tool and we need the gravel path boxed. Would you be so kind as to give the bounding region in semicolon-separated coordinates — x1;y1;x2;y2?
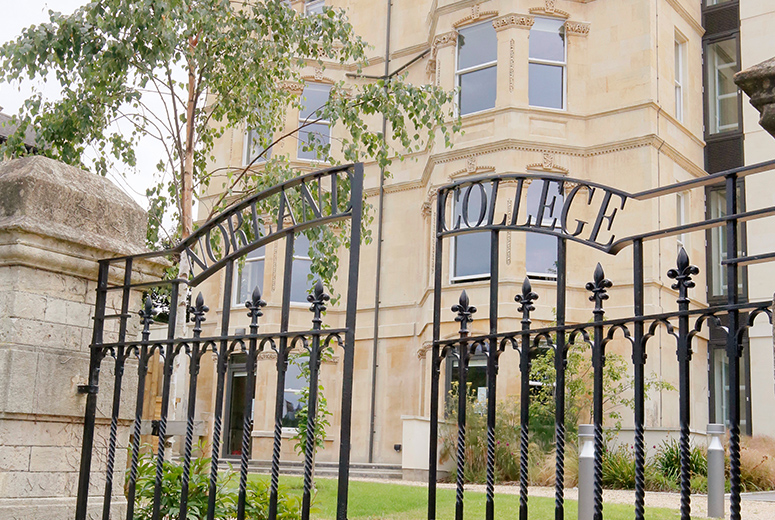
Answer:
352;478;775;519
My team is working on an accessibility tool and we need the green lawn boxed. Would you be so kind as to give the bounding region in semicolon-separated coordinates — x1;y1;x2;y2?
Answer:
250;475;683;520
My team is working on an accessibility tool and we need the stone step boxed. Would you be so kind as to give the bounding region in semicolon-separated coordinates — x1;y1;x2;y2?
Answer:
218;459;404;480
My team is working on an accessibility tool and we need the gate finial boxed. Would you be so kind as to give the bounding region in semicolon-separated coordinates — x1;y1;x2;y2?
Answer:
452;290;476;335
515;277;538;315
139;296;154;340
246;285;267;324
667;247;699;304
190;292;209;335
308;280;330;327
586;263;612;312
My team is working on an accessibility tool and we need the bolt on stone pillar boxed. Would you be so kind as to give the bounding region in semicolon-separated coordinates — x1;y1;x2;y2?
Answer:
578;424;595;520
707;424;726;518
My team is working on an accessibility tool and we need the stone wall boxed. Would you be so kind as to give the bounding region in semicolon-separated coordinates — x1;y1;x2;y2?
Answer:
0;156;155;518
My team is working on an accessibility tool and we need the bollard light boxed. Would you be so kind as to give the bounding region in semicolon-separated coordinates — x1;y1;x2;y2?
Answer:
578;424;595;520
707;423;726;519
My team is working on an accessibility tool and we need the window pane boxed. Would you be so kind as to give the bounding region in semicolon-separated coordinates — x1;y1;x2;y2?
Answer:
245;128;273;164
706;0;733;5
529;63;564;109
282;362;305;428
526;232;558;276
458;23;497;70
526;180;564;223
306;0;324;15
458;66;497;115
454;232;491;278
299;83;331;121
706;39;739;134
291;234;317;302
529;18;565;62
235;245;265;304
297;122;330;161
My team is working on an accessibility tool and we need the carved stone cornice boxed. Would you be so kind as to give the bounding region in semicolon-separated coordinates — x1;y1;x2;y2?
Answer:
529;1;570;19
432;31;458;50
492;13;534;31
565;20;591;37
453;4;499;28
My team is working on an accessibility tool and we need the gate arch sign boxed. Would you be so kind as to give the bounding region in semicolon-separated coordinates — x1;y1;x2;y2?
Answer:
428;161;775;520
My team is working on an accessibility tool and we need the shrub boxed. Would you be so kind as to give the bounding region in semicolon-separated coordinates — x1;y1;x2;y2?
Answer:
653;439;707;483
739;435;775;491
130;444;302;519
601;444;636;489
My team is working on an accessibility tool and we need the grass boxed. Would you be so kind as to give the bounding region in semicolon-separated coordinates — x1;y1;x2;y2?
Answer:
248;475;683;519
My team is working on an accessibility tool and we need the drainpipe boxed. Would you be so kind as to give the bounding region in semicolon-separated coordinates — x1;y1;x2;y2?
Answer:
369;0;392;464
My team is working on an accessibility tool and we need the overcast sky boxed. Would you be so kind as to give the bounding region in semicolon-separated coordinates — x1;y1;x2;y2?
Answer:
1;1;164;214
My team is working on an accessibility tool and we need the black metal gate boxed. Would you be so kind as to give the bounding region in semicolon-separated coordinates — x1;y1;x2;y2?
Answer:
75;164;362;520
428;161;775;520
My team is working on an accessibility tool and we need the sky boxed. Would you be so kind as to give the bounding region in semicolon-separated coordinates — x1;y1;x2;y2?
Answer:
0;1;166;216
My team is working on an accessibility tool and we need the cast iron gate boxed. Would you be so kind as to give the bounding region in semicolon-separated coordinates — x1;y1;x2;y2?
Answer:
75;164;362;520
427;160;775;520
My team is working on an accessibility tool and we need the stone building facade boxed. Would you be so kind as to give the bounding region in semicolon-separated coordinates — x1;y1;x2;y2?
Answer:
177;0;775;474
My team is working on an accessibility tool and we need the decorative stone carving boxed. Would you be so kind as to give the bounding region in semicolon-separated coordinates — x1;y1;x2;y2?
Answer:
449;155;496;178
565;21;591;36
432;31;458;49
492;14;534;31
735;57;775;139
527;151;570;174
528;5;570;18
466;156;477;173
453;5;499;28
282;81;305;94
314;67;325;81
509;39;515;92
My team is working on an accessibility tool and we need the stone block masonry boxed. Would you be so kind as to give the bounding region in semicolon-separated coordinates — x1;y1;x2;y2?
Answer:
0;157;161;519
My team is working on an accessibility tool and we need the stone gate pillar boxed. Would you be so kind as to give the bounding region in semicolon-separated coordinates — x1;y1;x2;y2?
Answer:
0;156;155;518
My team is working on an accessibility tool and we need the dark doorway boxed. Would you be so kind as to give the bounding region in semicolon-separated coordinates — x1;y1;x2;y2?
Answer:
224;354;249;458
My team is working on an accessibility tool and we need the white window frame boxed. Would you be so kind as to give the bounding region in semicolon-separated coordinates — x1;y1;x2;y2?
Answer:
528;17;567;111
674;35;686;123
305;0;324;15
297;83;331;162
281;358;307;434
708;38;739;135
455;21;498;117
676;192;687;255
233;247;266;306
525;178;563;280
449;184;492;283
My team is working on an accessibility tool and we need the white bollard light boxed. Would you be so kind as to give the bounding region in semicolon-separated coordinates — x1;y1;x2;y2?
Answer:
707;423;726;519
578;424;595;520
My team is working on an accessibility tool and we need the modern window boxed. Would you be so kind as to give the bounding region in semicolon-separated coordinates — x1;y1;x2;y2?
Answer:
290;233;317;302
529;17;566;110
305;0;324;15
244;128;273;165
298;83;331;161
451;183;492;281
674;36;686;123
706;185;746;301
706;38;740;135
234;245;265;305
676;192;687;255
456;22;497;116
525;179;563;278
709;331;751;435
705;0;733;6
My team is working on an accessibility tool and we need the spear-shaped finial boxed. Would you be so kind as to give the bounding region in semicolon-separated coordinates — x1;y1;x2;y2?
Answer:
139;295;154;340
586;263;613;312
308;280;330;328
246;285;267;323
190;292;209;335
515;277;538;315
667;247;700;303
452;290;476;335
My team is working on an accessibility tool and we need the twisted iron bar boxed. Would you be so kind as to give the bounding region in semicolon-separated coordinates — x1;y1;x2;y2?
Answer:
634;420;646;519
486;419;495;507
554;420;566;514
730;423;741;520
455;419;466;517
593;421;604;519
519;421;529;516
